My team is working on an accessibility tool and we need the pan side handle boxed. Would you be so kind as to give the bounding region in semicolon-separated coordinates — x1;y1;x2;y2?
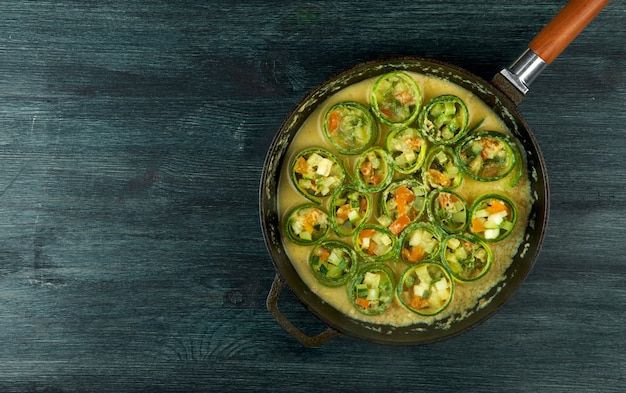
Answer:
266;274;342;347
495;0;611;101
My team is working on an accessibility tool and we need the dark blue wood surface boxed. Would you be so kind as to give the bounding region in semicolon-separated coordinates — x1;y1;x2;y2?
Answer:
0;1;625;391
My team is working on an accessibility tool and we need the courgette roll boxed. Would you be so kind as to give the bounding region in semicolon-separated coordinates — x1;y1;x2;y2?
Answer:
285;203;330;245
354;224;397;262
441;234;493;282
348;263;396;316
329;185;371;237
399;222;443;264
309;240;358;287
427;190;468;234
385;125;427;174
397;262;453;316
323;101;378;155
379;179;428;236
291;148;346;202
370;71;422;126
422;146;462;190
469;194;518;242
354;147;393;193
456;131;516;181
418;95;469;145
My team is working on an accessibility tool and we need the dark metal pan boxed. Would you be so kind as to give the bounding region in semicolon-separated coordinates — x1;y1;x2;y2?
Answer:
260;0;610;346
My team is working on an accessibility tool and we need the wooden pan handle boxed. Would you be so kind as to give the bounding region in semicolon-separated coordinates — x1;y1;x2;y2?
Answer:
529;0;611;64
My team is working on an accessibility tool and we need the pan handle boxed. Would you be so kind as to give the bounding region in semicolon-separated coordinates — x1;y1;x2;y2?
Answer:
266;274;342;347
529;0;611;65
496;0;611;100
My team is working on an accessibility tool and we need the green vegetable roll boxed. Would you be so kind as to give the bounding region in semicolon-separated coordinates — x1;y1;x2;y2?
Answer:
378;179;428;236
323;101;378;155
456;131;516;181
397;262;453;316
309;240;358;287
427;190;468;234
469;194;518;242
441;234;493;282
329;185;371;237
354;147;393;193
422;146;463;190
354;224;397;262
291;148;345;202
370;71;422;126
385;125;427;174
419;94;469;145
284;204;330;245
348;263;396;316
399;222;443;264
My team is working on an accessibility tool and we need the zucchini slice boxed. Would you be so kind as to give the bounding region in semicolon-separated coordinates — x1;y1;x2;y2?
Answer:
284;203;330;245
456;131;516;182
399;222;443;265
370;71;422;126
385;125;427;174
329;185;371;237
469;194;518;242
354;147;393;193
348;263;396;316
353;224;397;262
441;234;493;282
422;145;463;190
418;94;469;145
379;179;428;236
323;101;378;155
291;148;345;202
397;262;454;316
309;240;358;287
427;190;468;234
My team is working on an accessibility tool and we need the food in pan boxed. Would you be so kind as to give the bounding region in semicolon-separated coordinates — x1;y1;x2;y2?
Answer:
348;263;396;315
418;94;469;145
291;148;345;202
397;262;453;316
309;240;358;287
323;101;378;154
278;70;532;327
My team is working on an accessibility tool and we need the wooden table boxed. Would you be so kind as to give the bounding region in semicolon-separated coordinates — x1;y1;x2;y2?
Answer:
0;1;624;391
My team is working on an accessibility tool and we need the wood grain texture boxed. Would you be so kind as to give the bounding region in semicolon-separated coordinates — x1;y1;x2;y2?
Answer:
0;1;624;392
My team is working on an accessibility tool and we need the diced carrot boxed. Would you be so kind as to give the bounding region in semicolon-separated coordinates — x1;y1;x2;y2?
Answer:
359;229;376;239
327;111;340;134
359;160;373;178
355;297;370;309
319;248;330;261
335;204;351;221
395;90;413;106
380;107;393;118
389;214;411;236
394;185;414;216
486;199;508;214
359;196;368;212
406;138;422;149
438;193;450;209
370;173;381;186
367;240;377;256
402;245;425;263
303;209;321;234
410;295;430;310
303;221;314;234
428;169;451;188
294;156;308;175
471;218;486;233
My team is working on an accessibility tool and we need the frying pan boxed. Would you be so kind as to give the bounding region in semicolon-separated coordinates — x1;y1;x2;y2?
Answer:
260;0;610;346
